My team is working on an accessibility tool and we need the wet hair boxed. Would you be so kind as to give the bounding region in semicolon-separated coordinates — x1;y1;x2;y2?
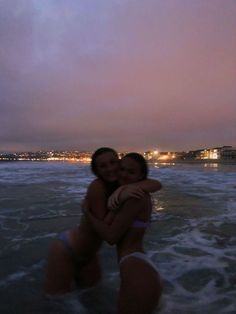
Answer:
123;152;148;180
91;147;118;176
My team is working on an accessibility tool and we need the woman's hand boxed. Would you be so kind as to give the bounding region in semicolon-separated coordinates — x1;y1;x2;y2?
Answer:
107;186;124;211
108;185;145;211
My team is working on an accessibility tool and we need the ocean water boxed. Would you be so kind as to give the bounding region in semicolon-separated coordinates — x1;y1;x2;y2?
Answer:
0;161;235;314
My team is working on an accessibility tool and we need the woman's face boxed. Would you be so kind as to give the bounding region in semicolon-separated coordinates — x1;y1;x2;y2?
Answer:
95;152;120;182
119;157;143;185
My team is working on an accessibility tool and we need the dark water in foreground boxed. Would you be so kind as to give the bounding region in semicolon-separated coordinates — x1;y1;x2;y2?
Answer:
0;162;235;313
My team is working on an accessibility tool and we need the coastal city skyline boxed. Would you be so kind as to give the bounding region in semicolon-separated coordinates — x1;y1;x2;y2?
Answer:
1;1;236;153
1;145;235;163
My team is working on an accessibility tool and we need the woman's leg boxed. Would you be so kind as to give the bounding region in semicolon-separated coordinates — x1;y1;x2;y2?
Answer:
43;240;75;295
118;256;162;314
44;228;103;295
75;254;102;288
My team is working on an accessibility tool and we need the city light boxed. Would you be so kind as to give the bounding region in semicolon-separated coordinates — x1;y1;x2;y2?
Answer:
0;146;235;162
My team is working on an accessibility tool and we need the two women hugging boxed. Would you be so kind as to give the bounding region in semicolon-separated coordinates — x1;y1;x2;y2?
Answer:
44;147;163;314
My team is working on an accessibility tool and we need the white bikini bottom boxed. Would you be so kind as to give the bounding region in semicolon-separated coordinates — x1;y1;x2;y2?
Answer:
119;252;159;274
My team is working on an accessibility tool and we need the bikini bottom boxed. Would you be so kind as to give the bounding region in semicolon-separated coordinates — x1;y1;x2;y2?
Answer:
58;231;90;265
58;231;74;256
119;251;163;309
119;251;159;274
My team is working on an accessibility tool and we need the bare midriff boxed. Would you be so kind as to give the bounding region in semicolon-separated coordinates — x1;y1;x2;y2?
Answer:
116;228;145;261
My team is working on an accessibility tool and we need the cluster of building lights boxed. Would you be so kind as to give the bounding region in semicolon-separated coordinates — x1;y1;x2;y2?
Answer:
144;151;177;161
143;146;236;162
0;146;235;162
0;151;92;162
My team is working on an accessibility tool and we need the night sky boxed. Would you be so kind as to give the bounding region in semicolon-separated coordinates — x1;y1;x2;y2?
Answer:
1;0;236;152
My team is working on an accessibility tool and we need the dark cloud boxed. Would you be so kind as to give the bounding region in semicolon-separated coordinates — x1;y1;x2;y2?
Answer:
0;0;236;152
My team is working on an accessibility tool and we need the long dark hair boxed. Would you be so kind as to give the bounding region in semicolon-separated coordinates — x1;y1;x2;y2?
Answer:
91;147;118;176
91;147;119;195
123;152;148;180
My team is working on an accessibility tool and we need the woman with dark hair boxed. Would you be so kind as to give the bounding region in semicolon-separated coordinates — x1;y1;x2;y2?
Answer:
44;148;162;296
84;153;163;314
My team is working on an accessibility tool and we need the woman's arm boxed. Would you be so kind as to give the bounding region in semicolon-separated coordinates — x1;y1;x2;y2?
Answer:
135;178;162;193
104;211;116;225
108;179;162;210
84;197;145;245
86;179;109;219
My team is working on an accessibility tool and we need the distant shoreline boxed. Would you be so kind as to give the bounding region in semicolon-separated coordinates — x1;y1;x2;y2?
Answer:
1;159;236;165
151;159;236;165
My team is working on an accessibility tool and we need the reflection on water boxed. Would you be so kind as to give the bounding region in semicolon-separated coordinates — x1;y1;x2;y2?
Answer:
157;162;176;167
204;163;219;168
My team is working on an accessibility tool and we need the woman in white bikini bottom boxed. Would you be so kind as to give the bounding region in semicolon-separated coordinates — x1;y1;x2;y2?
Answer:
119;251;159;273
118;251;162;314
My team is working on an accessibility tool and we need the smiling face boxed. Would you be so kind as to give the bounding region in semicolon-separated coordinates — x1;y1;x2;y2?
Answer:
94;151;120;182
118;156;144;185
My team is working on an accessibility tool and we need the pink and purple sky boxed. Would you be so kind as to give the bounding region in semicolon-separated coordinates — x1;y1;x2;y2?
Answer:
0;0;236;152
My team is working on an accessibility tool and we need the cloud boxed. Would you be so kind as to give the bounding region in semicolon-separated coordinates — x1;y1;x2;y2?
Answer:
0;0;236;152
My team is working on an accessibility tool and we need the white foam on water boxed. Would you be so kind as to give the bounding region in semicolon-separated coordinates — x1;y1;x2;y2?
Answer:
0;215;29;232
0;260;44;288
45;280;119;314
148;205;236;313
0;271;27;287
45;291;88;314
1;162;235;313
11;232;58;243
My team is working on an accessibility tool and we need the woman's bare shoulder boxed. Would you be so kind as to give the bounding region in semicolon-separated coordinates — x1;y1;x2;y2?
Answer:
87;179;106;196
88;178;104;189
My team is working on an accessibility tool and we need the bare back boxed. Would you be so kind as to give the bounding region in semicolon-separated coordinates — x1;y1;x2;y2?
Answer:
116;194;152;260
